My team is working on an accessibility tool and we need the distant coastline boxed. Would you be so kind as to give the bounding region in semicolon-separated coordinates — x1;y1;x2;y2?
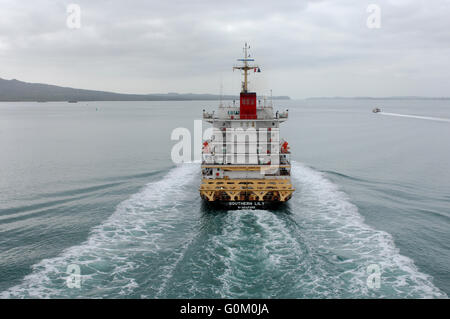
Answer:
0;78;290;102
306;96;450;100
3;77;449;102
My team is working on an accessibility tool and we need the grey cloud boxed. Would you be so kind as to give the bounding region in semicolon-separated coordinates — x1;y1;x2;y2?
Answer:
0;0;449;97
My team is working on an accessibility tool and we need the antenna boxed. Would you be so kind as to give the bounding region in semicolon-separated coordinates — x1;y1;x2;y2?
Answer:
233;42;259;93
219;75;223;107
270;89;273;107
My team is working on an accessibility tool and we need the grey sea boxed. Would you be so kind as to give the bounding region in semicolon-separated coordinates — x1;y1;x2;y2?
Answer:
0;99;449;298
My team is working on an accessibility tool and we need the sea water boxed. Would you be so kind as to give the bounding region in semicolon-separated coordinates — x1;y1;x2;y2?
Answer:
0;99;448;298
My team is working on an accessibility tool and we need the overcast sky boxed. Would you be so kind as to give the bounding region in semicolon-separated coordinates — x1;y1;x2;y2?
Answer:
0;0;449;98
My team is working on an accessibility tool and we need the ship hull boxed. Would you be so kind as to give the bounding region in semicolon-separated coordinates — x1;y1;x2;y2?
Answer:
202;199;287;210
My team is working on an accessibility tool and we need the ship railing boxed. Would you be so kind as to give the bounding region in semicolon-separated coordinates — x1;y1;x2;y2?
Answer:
257;96;274;108
203;152;291;157
209;142;283;147
202;157;291;166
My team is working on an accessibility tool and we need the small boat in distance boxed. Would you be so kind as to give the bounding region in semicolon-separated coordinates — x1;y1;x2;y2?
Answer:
68;100;78;103
373;107;381;113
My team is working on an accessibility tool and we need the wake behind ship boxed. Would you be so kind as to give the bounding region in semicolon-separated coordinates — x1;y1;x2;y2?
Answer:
200;44;295;209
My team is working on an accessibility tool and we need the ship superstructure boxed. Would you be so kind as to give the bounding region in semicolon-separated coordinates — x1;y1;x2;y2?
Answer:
199;44;294;209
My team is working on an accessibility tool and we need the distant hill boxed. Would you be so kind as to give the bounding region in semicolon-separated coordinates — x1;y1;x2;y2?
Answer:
0;78;290;102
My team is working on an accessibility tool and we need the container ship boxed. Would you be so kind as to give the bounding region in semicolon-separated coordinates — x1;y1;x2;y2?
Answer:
199;44;294;209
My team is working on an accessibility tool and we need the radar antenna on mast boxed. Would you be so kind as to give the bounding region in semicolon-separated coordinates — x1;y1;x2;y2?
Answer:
233;42;260;93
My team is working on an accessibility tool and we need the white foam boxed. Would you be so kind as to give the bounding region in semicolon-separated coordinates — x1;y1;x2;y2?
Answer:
209;210;309;298
290;161;447;298
1;164;199;298
379;112;450;123
154;161;447;298
3;161;446;298
202;162;446;298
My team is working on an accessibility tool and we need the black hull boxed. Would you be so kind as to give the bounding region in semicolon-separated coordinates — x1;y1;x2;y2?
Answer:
203;200;286;210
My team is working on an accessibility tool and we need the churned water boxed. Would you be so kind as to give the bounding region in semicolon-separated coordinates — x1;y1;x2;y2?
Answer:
0;99;449;298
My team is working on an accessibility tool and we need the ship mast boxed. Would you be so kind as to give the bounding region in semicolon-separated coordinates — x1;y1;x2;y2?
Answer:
233;43;259;93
